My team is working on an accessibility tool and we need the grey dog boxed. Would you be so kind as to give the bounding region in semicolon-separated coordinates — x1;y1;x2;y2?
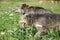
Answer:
15;4;53;14
19;13;60;39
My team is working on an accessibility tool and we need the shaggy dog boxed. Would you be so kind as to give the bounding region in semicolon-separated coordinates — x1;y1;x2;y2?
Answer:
19;13;60;38
15;4;53;14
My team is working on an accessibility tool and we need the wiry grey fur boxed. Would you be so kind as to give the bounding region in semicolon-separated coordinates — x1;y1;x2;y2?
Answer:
19;13;60;39
15;4;53;14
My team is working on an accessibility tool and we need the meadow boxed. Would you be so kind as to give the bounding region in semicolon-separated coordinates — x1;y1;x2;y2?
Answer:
0;1;60;40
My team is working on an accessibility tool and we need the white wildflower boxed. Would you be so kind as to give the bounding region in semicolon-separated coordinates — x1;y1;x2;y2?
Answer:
29;35;31;36
51;7;54;11
0;32;5;35
8;7;11;8
39;1;43;4
51;7;53;9
7;30;13;33
5;11;8;14
9;13;13;16
9;11;11;13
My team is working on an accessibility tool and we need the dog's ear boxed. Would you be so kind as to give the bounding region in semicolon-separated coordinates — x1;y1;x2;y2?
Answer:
21;4;29;9
26;5;29;8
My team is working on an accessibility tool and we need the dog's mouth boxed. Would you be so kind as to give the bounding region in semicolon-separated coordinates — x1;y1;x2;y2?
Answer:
20;22;27;29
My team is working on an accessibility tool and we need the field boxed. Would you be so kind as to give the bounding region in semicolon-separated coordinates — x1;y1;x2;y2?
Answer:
0;1;60;40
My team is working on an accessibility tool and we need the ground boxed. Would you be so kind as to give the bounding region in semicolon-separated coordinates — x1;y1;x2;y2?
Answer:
0;2;60;40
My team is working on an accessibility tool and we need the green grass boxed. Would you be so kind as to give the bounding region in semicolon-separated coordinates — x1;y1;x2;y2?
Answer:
0;2;60;40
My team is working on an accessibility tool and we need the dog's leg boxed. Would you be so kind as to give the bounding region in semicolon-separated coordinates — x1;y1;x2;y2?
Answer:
34;30;41;39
